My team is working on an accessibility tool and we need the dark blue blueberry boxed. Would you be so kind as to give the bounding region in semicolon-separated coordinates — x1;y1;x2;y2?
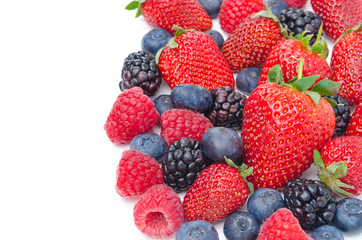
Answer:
153;94;173;117
198;0;223;18
141;28;173;56
170;84;213;113
266;0;288;17
247;188;284;222
236;68;261;95
223;211;260;240
201;127;243;165
311;225;344;240
130;133;166;162
205;30;225;50
176;220;219;240
334;198;362;233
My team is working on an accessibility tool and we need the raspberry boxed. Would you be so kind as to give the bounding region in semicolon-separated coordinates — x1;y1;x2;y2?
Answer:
116;150;163;197
104;87;159;144
133;184;184;238
160;109;213;145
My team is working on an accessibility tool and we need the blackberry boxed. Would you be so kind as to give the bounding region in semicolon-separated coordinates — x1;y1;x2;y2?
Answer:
205;86;247;131
284;178;337;230
278;8;323;45
120;51;162;96
162;137;210;192
324;95;351;138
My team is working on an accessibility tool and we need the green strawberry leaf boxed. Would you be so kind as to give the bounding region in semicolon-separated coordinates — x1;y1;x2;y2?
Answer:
335;23;362;43
155;46;165;64
292;75;319;92
305;90;321;106
324;97;338;107
125;0;145;17
311;79;342;96
267;65;284;85
313;150;326;169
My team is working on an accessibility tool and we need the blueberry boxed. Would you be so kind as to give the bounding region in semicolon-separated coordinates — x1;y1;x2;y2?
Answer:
223;211;260;240
198;0;223;18
130;133;166;162
201;127;243;165
267;0;288;17
176;220;219;240
141;28;173;56
170;84;213;113
153;94;173;117
311;225;344;240
247;188;285;222
236;68;261;95
334;198;362;233
205;30;225;50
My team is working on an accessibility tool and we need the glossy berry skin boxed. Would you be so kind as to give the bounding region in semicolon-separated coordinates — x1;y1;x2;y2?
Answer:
198;0;223;19
176;220;219;240
247;188;285;222
153;94;173;118
170;84;213;113
159;30;235;91
224;211;260;240
241;82;335;190
324;95;351;138
266;0;288;17
104;87;159;144
334;198;362;233
320;136;362;196
160;109;213;145
236;67;261;95
183;163;250;223
219;0;264;34
345;103;362;137
205;29;224;50
133;184;184;238
284;0;307;8
222;16;285;72
201;127;244;165
130;133;166;162
311;225;344;240
116;150;163;197
331;29;362;106
141;28;172;56
257;208;312;240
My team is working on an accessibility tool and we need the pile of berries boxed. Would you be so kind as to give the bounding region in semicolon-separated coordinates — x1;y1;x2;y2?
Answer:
105;0;362;239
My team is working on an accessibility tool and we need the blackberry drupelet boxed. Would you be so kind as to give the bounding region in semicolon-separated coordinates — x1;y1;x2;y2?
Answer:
324;95;351;138
205;86;247;131
278;8;323;45
284;178;337;230
162;137;210;192
120;51;162;96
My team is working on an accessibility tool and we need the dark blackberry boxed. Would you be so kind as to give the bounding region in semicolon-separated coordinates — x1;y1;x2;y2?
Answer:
324;95;351;138
284;178;337;230
205;86;247;131
162;137;210;192
120;51;162;96
278;8;323;45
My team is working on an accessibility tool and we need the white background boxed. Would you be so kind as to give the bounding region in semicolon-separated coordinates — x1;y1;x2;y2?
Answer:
0;0;360;239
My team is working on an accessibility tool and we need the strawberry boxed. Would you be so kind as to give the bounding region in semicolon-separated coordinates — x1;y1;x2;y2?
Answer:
314;136;362;197
222;4;286;72
331;24;362;106
241;64;340;190
157;26;235;90
219;0;264;34
345;103;362;137
183;159;253;223
284;0;307;8
125;0;212;34
311;0;362;41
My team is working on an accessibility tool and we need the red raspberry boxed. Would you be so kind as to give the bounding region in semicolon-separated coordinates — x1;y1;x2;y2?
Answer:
104;87;159;144
257;208;312;240
133;184;184;238
160;109;213;145
116;150;163;197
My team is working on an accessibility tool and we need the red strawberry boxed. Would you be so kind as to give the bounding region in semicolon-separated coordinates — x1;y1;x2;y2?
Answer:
314;136;362;196
222;7;286;72
345;103;362;137
104;87;159;144
158;27;235;90
183;160;253;223
125;0;212;33
219;0;264;34
257;208;312;240
241;64;339;190
160;109;213;145
284;0;307;8
116;150;163;197
133;184;184;238
331;24;362;106
311;0;362;41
